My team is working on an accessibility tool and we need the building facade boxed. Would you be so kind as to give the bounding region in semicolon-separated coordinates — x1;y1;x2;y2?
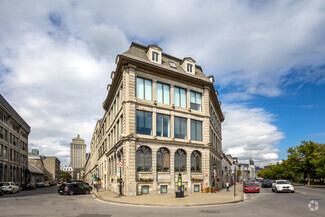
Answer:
0;94;30;186
70;135;86;169
85;43;224;196
43;156;61;183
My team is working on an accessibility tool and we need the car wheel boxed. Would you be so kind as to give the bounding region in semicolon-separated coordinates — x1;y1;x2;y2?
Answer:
0;191;3;196
69;191;74;195
85;190;90;194
272;188;274;192
291;191;294;193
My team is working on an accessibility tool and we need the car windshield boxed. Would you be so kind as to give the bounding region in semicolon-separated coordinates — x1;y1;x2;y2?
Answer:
246;183;258;187
263;180;272;183
277;181;290;184
0;183;9;186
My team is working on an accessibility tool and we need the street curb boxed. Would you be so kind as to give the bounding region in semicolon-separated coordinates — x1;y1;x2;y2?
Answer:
91;191;245;207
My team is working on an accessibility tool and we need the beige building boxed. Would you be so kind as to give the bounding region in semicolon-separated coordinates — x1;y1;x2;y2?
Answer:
70;135;86;169
0;94;30;186
28;153;46;182
43;156;61;183
85;43;224;196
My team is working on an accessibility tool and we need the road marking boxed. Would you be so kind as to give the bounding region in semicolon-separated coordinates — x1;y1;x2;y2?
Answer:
295;190;307;194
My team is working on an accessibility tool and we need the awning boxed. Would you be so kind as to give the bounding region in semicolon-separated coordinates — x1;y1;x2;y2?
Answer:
25;168;30;173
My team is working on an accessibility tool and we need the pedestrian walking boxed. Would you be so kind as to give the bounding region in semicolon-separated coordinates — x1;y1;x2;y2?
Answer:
226;181;230;191
94;180;99;192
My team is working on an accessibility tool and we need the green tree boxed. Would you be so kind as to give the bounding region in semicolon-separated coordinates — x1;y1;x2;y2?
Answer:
287;141;321;185
60;171;71;182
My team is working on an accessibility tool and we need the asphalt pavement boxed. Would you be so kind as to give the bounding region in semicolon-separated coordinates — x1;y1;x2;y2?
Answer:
0;184;324;217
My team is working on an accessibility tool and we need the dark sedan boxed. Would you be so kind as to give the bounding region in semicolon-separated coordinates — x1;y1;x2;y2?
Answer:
58;182;91;195
262;179;273;188
23;182;36;190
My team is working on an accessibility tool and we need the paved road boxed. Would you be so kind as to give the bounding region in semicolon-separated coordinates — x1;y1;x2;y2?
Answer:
0;185;324;217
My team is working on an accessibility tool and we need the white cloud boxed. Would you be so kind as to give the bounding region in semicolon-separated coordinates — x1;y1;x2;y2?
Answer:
222;104;285;166
0;0;324;165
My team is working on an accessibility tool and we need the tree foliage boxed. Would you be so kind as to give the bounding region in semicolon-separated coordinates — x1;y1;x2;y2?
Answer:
258;141;325;185
60;171;71;181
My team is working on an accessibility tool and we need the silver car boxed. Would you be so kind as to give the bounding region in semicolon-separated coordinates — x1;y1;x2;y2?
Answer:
0;182;20;194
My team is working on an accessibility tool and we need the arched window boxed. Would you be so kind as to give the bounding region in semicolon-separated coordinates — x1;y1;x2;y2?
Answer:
136;146;152;172
191;151;202;172
175;149;186;172
157;148;170;172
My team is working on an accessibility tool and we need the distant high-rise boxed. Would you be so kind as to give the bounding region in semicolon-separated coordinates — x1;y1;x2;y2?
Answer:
32;149;39;156
70;134;86;169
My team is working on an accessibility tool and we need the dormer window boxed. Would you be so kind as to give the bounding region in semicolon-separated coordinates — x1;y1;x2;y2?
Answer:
187;64;193;73
152;52;159;62
147;44;162;64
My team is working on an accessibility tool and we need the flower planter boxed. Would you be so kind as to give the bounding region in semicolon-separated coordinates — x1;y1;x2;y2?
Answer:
211;187;215;193
203;188;209;193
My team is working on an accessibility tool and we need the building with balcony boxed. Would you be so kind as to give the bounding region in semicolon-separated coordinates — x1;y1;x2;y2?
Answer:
85;43;224;195
0;94;30;186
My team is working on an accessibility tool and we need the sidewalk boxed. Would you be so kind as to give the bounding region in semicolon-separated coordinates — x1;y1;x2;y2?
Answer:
293;183;325;188
92;185;243;206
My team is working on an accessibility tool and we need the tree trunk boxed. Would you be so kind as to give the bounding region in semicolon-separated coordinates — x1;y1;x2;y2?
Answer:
307;173;311;186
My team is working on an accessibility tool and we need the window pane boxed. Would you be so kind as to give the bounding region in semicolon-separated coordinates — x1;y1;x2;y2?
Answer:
163;84;170;104
156;114;162;137
191;120;196;141
136;78;144;99
174;117;180;139
136;111;144;134
156;83;163;103
157;151;163;172
194;185;200;192
163;115;170;137
145;112;152;135
180;89;186;108
174;87;180;107
197;121;202;141
145;79;152;100
181;118;187;139
142;186;149;194
161;185;167;193
196;93;202;111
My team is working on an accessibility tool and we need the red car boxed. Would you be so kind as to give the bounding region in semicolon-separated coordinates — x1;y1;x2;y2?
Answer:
243;182;260;193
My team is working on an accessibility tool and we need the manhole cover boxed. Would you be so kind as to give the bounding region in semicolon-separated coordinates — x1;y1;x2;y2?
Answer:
200;210;220;214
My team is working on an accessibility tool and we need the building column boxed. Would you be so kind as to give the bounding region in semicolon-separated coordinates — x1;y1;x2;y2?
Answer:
152;147;157;194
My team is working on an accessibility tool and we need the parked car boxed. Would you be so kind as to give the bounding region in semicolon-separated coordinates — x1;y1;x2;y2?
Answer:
262;179;273;188
58;182;91;195
23;182;36;190
272;180;294;193
243;182;260;193
0;182;20;194
44;182;50;187
36;182;45;188
67;180;93;190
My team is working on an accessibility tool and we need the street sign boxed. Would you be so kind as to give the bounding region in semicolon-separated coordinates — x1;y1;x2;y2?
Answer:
117;161;123;167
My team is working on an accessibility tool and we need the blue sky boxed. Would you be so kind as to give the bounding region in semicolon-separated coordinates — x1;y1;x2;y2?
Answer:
0;0;324;166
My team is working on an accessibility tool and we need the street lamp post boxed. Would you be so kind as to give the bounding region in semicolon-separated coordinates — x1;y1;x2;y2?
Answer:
234;165;237;197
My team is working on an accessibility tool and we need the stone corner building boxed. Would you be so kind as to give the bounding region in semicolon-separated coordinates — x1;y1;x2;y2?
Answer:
0;94;30;185
85;43;224;196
